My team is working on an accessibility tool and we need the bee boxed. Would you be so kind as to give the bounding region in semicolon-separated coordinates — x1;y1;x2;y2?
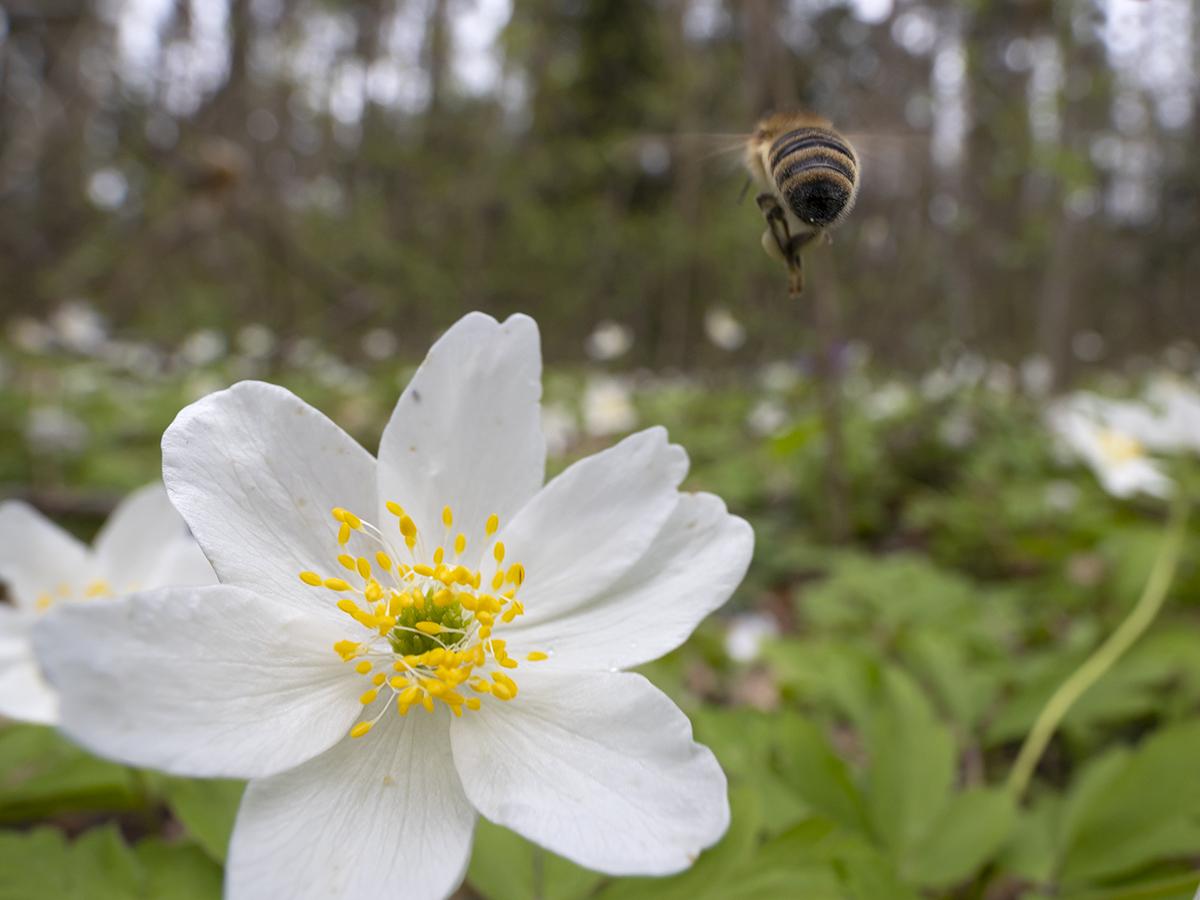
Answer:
744;112;860;296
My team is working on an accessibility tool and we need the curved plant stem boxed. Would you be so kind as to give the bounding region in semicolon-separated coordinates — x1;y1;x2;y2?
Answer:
1006;492;1191;803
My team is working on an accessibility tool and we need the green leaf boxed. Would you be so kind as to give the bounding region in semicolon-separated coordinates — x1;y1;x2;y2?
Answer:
134;839;224;900
1058;722;1200;885
466;819;604;900
0;827;72;900
159;776;245;863
774;715;869;833
905;787;1016;888
68;825;142;900
863;666;956;855
0;724;140;823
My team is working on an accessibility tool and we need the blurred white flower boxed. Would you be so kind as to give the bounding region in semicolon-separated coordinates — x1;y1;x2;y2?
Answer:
8;317;53;354
746;399;787;437
0;484;214;724
50;301;108;355
541;402;578;457
758;360;801;394
724;612;779;663
939;410;976;449
179;329;228;368
361;327;398;362
1020;355;1055;397
985;362;1015;397
703;308;746;351
1143;376;1200;454
584;320;633;361
237;324;277;360
101;340;164;377
25;408;89;455
35;313;749;897
1046;394;1172;499
1044;480;1081;513
864;380;913;421
582;376;638;437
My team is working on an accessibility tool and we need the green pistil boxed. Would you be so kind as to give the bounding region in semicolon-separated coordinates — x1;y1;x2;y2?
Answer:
389;591;467;656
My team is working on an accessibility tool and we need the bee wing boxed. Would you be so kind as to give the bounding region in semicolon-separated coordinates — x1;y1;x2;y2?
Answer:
609;131;751;173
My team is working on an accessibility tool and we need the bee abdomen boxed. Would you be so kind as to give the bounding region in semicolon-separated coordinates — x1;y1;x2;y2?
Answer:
768;128;858;228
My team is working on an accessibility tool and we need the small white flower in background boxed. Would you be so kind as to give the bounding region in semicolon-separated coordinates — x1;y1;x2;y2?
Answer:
0;484;214;725
7;317;53;354
540;401;578;458
237;323;277;360
746;399;787;437
1044;480;1081;513
582;375;638;437
758;360;800;394
1143;375;1200;455
50;301;108;356
703;307;746;351
178;329;227;368
360;327;399;362
35;313;751;899
864;380;913;421
1045;393;1173;499
24;407;89;456
724;612;779;664
939;410;976;449
1020;355;1055;397
584;320;633;361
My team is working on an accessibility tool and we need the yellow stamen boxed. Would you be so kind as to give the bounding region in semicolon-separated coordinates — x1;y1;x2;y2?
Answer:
350;722;372;738
485;514;499;536
527;651;549;662
442;506;454;528
360;689;379;705
493;541;506;563
299;571;323;586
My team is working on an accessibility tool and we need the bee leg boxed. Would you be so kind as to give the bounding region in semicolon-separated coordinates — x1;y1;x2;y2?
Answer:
784;232;819;297
755;193;794;263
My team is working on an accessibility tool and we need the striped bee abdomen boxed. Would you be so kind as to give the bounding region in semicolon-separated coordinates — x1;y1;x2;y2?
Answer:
768;127;858;228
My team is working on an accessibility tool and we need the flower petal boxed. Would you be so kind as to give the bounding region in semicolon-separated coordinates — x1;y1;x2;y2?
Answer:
377;313;544;557
33;585;363;779
162;381;377;622
498;427;688;622
0;606;57;724
451;669;728;875
0;501;93;610
504;492;752;670
228;709;475;900
142;534;217;589
92;482;192;588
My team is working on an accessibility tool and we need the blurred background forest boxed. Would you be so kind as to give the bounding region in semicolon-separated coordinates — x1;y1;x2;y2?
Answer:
2;0;1197;376
4;2;1200;900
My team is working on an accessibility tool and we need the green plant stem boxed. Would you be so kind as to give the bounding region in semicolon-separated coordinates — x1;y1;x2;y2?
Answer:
1006;492;1191;803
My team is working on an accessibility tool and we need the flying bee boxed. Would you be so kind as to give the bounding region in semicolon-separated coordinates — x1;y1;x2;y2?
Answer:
745;112;860;296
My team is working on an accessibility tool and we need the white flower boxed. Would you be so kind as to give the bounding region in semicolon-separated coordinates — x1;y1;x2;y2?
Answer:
724;612;779;663
24;407;89;456
746;399;787;437
50;301;108;355
1046;394;1173;498
237;324;277;360
582;375;638;436
0;484;214;725
540;401;578;457
584;320;633;361
703;308;746;351
1143;376;1200;454
178;329;228;368
35;313;751;899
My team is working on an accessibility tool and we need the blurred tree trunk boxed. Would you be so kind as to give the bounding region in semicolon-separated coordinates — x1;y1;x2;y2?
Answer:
424;0;452;147
741;0;794;115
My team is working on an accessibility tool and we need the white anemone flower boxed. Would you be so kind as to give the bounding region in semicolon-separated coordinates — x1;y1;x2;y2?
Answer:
0;484;214;725
582;375;638;437
1046;394;1173;499
35;313;751;899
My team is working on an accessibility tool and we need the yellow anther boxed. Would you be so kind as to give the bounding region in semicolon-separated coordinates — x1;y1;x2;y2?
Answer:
443;690;466;707
360;689;379;705
479;626;492;639
355;660;373;674
337;554;354;570
350;722;372;738
506;563;525;586
299;571;323;586
493;542;506;563
492;683;515;701
493;672;518;695
324;577;352;592
412;564;434;577
422;679;446;697
337;598;363;617
365;581;383;602
433;547;445;565
450;704;463;717
527;651;549;662
469;679;492;694
372;673;386;686
433;588;453;608
386;500;404;517
356;557;372;579
426;648;446;666
344;511;363;530
399;516;417;538
415;621;444;635
376;552;393;571
485;514;499;536
466;697;482;711
398;685;422;705
36;594;54;610
422;694;434;713
442;506;454;528
338;523;351;545
405;535;416;551
333;639;360;660
499;658;519;669
491;572;504;590
332;507;347;522
454;533;467;555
